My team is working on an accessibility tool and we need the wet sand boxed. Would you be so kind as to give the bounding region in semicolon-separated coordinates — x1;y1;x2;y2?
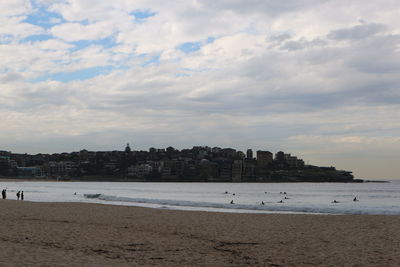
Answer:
0;200;399;266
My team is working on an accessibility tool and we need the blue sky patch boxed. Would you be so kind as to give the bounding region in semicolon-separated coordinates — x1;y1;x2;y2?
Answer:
177;41;202;53
69;37;116;52
175;73;191;77
23;4;65;29
69;40;91;52
30;66;114;83
131;10;157;20
21;34;53;43
177;37;215;53
141;55;160;67
0;34;14;44
206;37;215;43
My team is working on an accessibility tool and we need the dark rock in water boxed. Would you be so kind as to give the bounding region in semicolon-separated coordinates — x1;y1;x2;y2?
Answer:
84;194;101;199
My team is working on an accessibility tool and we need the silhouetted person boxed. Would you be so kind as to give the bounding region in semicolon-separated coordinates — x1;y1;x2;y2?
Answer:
278;200;283;203
16;191;20;200
2;189;6;200
353;197;358;202
21;191;24;201
261;201;265;205
230;200;234;204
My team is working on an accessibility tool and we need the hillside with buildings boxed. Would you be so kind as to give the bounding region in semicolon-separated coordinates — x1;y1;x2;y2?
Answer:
0;144;357;182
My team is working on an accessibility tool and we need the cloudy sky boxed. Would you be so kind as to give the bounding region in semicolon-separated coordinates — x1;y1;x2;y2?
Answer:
1;0;400;179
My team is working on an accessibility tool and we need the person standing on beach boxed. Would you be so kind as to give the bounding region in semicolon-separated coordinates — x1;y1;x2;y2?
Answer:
21;191;24;201
2;189;6;200
16;191;20;200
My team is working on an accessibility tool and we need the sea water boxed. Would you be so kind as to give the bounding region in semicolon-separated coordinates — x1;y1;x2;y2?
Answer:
1;181;400;215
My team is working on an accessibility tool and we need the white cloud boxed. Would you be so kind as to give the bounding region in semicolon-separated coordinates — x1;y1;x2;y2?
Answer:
0;16;44;41
35;39;74;50
1;0;400;179
50;22;115;42
0;0;32;17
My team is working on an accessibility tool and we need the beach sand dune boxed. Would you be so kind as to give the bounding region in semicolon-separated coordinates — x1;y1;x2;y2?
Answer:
0;200;399;266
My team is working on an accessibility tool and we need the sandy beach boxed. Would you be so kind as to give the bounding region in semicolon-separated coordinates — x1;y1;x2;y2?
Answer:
0;200;399;266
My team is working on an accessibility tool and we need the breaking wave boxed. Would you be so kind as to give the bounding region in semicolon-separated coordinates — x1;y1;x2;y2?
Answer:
83;193;261;211
82;193;392;214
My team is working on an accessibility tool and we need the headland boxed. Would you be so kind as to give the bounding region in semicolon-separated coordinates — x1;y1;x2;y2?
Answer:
1;145;359;182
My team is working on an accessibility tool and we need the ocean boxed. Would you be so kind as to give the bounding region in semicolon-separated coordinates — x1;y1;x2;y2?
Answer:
1;180;400;215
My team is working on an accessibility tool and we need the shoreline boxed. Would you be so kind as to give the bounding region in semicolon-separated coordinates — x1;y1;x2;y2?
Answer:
2;177;388;183
11;199;400;216
0;200;399;266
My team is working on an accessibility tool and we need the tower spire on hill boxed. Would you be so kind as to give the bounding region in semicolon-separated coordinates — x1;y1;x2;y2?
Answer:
125;143;131;153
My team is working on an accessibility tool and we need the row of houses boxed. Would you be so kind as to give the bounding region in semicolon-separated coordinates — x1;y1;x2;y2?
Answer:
0;147;305;181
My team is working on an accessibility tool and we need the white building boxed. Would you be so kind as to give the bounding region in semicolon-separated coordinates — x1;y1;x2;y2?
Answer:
127;164;152;178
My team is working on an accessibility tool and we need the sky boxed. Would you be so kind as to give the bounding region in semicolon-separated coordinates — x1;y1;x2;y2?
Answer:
1;0;400;179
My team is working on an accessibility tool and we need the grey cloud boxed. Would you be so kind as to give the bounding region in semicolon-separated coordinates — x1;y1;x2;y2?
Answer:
350;81;400;105
0;72;25;83
350;55;400;74
180;52;400;116
3;83;74;111
185;94;221;103
201;0;325;16
328;23;387;41
280;38;326;51
344;34;400;73
269;33;292;43
281;40;304;51
47;31;400;120
243;83;400;116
